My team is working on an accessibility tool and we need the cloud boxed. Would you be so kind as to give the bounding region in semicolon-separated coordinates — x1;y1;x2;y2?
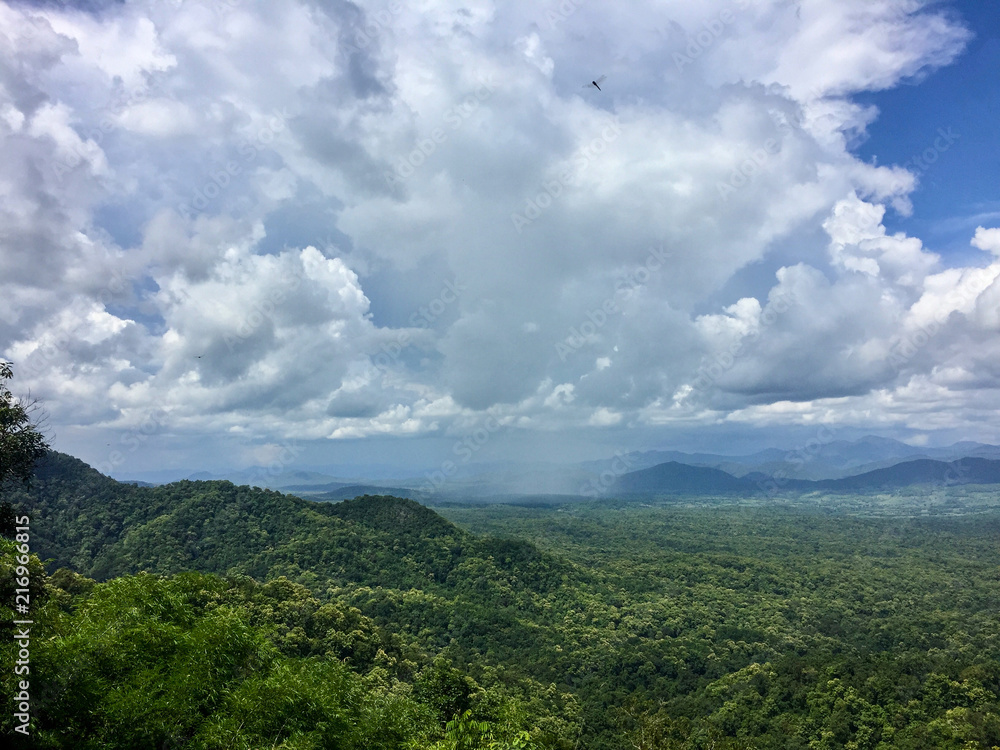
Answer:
824;193;938;284
2;0;998;469
973;226;1000;257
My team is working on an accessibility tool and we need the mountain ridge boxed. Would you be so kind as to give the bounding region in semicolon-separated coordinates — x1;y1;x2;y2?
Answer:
4;451;574;597
609;456;1000;497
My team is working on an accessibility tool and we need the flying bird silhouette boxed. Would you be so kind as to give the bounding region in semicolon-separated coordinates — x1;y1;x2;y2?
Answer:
583;74;606;91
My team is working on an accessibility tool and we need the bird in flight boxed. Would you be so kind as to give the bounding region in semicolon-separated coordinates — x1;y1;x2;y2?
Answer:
584;74;606;91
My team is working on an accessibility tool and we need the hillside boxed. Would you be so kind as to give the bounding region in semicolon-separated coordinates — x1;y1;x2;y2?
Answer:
0;557;575;750
813;457;1000;491
9;451;1000;749
5;452;572;596
611;461;752;495
328;494;462;538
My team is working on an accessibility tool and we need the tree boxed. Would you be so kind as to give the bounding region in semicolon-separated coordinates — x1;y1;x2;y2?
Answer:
0;361;48;486
0;361;49;536
435;710;539;750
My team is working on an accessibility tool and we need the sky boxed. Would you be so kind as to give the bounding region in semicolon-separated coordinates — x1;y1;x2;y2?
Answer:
2;0;1000;480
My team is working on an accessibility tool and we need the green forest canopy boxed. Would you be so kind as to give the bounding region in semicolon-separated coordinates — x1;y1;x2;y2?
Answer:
4;451;1000;749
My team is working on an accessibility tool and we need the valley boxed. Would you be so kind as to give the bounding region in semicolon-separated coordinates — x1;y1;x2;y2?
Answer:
4;452;1000;748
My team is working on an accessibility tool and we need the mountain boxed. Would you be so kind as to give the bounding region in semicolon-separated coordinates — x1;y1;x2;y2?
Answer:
957;442;1000;460
310;484;432;502
205;467;354;489
408;460;599;499
115;436;1000;499
593;436;1000;482
279;480;353;493
120;467;375;490
11;450;1000;750
3;459;585;749
812;457;1000;492
328;494;458;538
611;461;754;496
607;456;1000;497
5;451;572;595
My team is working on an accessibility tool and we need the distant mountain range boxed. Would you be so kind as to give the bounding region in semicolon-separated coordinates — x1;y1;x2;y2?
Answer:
112;435;1000;502
586;436;1000;482
807;457;1000;492
309;484;430;502
610;457;1000;497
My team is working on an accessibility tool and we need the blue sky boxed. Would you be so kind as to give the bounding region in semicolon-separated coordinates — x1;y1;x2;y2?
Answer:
3;0;1000;479
857;0;1000;261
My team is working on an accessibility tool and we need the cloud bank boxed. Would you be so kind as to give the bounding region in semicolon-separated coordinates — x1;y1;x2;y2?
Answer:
2;0;998;469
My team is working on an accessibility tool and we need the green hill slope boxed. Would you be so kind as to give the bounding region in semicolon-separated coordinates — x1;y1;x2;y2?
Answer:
10;452;1000;749
7;451;575;597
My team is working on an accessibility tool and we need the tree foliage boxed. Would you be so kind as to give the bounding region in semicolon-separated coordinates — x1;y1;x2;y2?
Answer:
0;362;49;491
8;453;1000;748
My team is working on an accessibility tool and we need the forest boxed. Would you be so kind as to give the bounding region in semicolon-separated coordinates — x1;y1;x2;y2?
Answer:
4;451;1000;749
